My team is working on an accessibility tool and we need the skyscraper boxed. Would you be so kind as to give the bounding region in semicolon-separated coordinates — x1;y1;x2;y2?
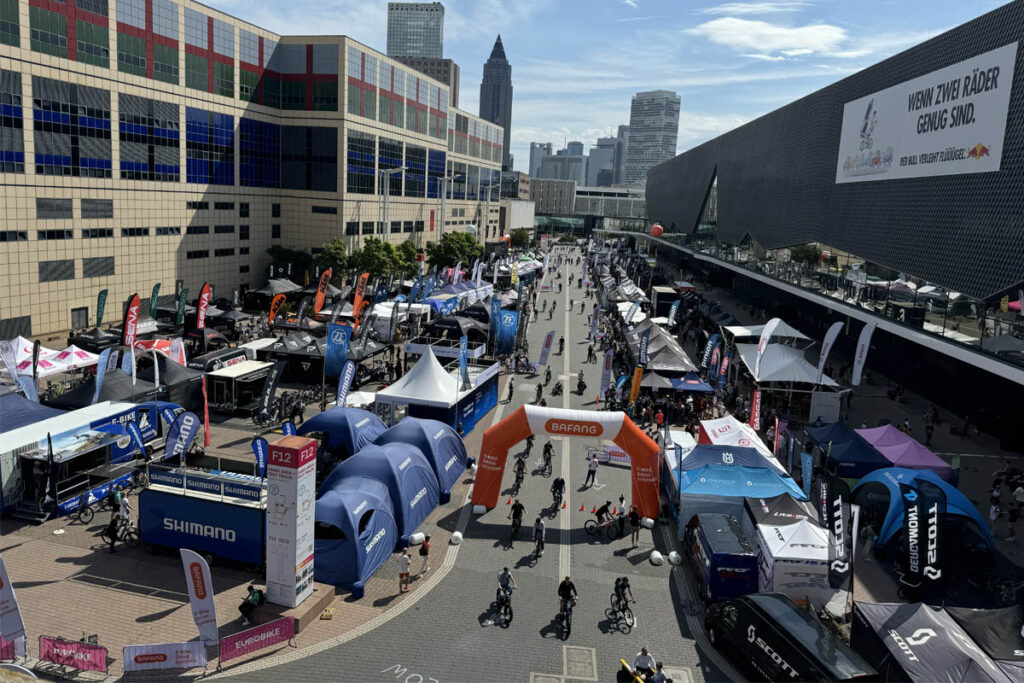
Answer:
387;2;445;59
529;142;552;177
623;90;679;185
480;35;513;171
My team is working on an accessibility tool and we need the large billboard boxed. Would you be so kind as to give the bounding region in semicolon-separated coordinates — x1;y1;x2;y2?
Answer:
835;42;1016;183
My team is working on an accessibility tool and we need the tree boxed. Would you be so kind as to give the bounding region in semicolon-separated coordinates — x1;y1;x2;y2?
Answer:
396;240;419;277
510;228;532;249
266;245;312;276
348;237;401;276
314;239;348;282
426;232;485;270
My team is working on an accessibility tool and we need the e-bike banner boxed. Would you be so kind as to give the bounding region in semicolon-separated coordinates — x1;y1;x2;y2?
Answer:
39;636;107;673
836;42;1017;184
179;549;219;645
123;641;206;672
538;330;555;366
917;478;948;603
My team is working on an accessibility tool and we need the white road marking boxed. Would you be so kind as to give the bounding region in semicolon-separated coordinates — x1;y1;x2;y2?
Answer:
559;262;572;580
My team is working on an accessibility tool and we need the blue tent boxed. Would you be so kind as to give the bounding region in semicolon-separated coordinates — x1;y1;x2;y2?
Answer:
314;476;398;599
679;445;780;471
806;422;889;481
671;373;715;393
852;467;994;549
321;443;440;547
678;465;807;499
0;393;63;433
298;407;387;459
373;417;467;503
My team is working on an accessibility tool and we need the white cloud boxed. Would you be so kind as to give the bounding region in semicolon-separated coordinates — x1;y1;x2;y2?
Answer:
698;2;811;15
622;0;639;7
742;53;786;61
686;17;847;55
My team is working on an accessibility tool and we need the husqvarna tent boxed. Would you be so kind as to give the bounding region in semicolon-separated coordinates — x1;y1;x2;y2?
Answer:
320;443;439;547
677;464;807;536
852;602;1015;683
297;407;387;461
851;467;993;550
697;415;784;471
314;476;397;599
373;417;467;503
678;445;781;471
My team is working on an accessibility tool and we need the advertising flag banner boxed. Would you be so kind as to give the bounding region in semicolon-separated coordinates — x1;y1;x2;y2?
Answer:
709;342;722;378
510;263;518;286
196;282;212;329
0;556;26;647
801;451;814;497
120;343;134;375
624;301;640;325
718;352;730;389
600;349;614;396
201;375;210;448
667;300;681;327
490;297;501;335
123;641;206;672
459;335;471;389
295;296;311;330
817;474;852;591
166;411;200;462
774;417;788;456
538;330;555;366
899;483;923;591
268;294;286;324
220;617;294;663
589;309;599;339
750;389;762;431
0;341;16;384
352;272;370;330
324;323;352;378
260;361;286;419
917;479;947;602
39;636;107;673
168;337;185;365
495;310;518;355
122;293;141;348
628;365;644;404
313;268;333;315
266;437;317;607
328;300;345;325
638;328;652;368
282;422;297;436
817;321;844;384
409;276;423;304
701;334;720;369
453;261;463;284
106;348;120;373
160;407;177;426
788;434;796;475
176;289;189;326
251;437;269;478
96;289;108;326
851;322;876;386
754;317;781;380
150;283;161;319
543;252;550;273
335;360;356;407
179;549;218;645
125;420;147;460
492;262;498;285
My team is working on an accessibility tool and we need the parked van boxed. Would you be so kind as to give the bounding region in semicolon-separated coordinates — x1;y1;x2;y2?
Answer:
705;593;877;682
684;513;757;601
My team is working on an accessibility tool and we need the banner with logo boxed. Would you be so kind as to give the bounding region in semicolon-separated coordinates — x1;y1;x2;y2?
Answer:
801;451;813;497
816;474;852;591
125;420;147;460
251;437;268;478
600;349;614;396
495;310;518;355
638;328;651;368
409;276;423;304
313;268;333;316
324;323;352;378
916;479;947;603
754;317;781;380
701;334;720;369
220;617;294;663
718;352;731;389
623;301;640;325
459;335;471;389
123;641;206;672
335;360;356;407
176;288;189;326
628;365;643;404
490;297;502;336
851;322;876;386
0;556;26;649
282;421;297;436
538;330;555;366
750;389;762;431
179;549;218;645
352;272;370;330
168;337;185;365
165;411;200;462
196;282;212;329
295;296;312;330
899;483;923;591
39;636;107;673
122;293;141;348
160;406;177;426
260;361;286;419
667;299;681;327
709;342;722;378
150;283;161;319
96;289;108;326
269;294;286;324
817;321;844;384
590;308;599;339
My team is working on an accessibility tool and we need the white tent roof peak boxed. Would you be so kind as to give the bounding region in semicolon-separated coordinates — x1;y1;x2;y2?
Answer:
375;346;461;408
724;321;810;342
759;519;829;559
735;343;839;386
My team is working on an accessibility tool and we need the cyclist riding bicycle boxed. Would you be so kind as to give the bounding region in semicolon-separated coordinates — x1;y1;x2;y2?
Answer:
510;499;525;525
614;576;633;609
543;441;554;464
551;477;566;503
525;434;535;454
558;283;563;292
513;457;526;483
533;517;545;556
595;500;612;525
497;567;518;604
558;575;578;613
545;366;552;384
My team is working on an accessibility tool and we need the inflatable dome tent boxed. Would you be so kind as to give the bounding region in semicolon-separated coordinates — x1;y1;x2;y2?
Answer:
298;406;387;464
373;417;467;503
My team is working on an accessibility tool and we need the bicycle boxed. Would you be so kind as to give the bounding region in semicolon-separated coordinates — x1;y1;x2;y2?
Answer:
100;517;141;548
557;598;576;639
541;452;553;478
610;594;636;628
492;587;514;627
584;518;621;541
508;517;522;547
512;469;524;496
551;487;563;511
533;532;545;559
75;494;99;524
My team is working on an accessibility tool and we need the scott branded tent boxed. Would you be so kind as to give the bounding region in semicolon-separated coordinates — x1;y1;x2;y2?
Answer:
314;476;397;599
373;417;467;503
320;443;439;547
297;407;387;461
947;605;1024;680
855;424;953;481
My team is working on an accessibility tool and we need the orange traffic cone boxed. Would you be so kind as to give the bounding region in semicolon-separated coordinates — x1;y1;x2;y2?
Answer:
612;507;617;515
506;497;512;505
579;503;585;511
591;505;597;514
562;502;567;509
595;394;600;404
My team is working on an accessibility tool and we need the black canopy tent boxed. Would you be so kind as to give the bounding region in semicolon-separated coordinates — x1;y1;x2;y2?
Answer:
184;327;230;354
252;278;302;296
260;332;326;379
135;354;204;412
743;494;819;527
348;335;387;362
461;304;491;326
425;315;489;343
948;605;1024;680
66;327;119;353
45;371;159;409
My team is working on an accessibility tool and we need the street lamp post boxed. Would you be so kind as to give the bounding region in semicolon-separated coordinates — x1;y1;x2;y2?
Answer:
379;167;405;239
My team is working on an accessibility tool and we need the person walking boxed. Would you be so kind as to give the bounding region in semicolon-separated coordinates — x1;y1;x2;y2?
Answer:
105;509;120;553
506;378;514;403
860;523;875;562
583;453;600;488
418;535;431;575
629;505;642;548
616;498;627;538
398;548;412;593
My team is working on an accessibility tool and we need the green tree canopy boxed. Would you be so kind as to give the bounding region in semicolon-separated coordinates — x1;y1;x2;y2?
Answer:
396;240;419;276
314;239;348;282
347;237;402;275
510;228;532;248
266;245;313;276
425;232;485;270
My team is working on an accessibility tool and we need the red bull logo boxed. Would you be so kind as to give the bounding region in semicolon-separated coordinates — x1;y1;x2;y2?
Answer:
967;143;990;159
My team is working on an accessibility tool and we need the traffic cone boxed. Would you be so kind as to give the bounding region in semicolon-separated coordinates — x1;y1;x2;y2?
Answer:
562;502;567;509
579;503;585;511
612;507;617;515
591;505;597;514
595;394;600;404
506;497;512;505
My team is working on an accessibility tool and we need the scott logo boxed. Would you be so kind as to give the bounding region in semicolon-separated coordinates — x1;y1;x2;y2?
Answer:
905;628;936;646
545;419;601;437
747;624;800;679
189;562;207;599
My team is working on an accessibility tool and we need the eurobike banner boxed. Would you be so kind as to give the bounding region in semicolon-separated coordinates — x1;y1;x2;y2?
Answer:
817;321;844;384
125;420;147;460
313;268;333;315
754;317;781;380
638;328;651;368
196;282;212;329
336;360;356;407
260;361;286;419
0;555;26;652
816;474;852;592
180;549;219;645
700;333;719;369
836;42;1017;184
324;323;352;378
220;617;294;663
269;294;286;323
459;335;471;389
750;389;762;431
600;349;614;396
123;641;206;672
39;636;107;673
122;293;141;347
538;330;555;366
917;479;947;603
176;288;189;326
851;322;876;386
251;437;268;478
165;411;200;462
667;300;681;327
150;282;161;319
718;352;731;389
495;310;518;355
96;288;108;326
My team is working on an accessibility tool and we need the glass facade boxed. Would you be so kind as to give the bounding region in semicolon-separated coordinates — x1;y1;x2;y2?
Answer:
118;93;179;181
281;126;336;192
378;137;403;196
185;107;233;185
0;70;24;173
0;0;19;48
32;77;111;177
346;130;375;194
239;118;280;188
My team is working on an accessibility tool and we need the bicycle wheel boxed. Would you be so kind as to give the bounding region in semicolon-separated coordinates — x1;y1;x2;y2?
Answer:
124;531;141;548
502;602;513;625
78;506;94;524
99;530;111;546
584;519;598;535
623;604;635;628
606;524;621;541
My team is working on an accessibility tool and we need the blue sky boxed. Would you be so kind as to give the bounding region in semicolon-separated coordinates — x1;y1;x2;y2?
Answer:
207;0;1010;172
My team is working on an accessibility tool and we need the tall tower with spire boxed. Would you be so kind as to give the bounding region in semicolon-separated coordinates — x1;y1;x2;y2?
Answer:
479;35;513;171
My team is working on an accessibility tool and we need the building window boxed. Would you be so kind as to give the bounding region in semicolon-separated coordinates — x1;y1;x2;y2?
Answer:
239;265;249;273
38;229;73;240
81;199;114;218
71;306;89;329
282;126;337;192
346;130;375;194
0;69;24;173
186;225;208;235
427;149;445;199
32;78;112;178
345;221;358;236
390;221;401;234
155;226;181;235
239;246;249;255
185;52;207;91
29;7;67;58
76;19;110;67
239;203;249;218
346;46;377;119
186;249;208;259
313;82;338;111
153;43;178;84
214;247;234;257
186;107;234;185
121;227;149;237
379;138;403;197
214;202;234;210
186;201;208;210
272;203;281;218
239;225;249;240
311;206;337;215
0;230;27;241
82;256;115;277
119;94;180;181
0;315;31;338
415;220;424;232
361;221;374;235
83;228;113;238
36;198;73;219
403;221;413;233
214;61;234;98
0;0;19;48
214;224;234;234
39;259;75;282
271;224;280;239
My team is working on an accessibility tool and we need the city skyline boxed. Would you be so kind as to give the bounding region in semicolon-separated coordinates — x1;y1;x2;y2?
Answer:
201;0;1008;173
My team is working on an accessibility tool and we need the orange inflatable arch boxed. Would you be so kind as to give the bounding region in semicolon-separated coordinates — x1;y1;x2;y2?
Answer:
471;405;662;518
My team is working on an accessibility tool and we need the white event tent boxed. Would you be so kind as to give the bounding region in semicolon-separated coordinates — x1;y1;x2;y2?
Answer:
735;343;839;387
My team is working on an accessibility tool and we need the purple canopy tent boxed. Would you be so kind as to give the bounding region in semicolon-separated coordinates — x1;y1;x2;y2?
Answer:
855;424;953;481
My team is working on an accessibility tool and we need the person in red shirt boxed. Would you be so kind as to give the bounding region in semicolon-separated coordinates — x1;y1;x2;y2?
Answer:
655;410;664;428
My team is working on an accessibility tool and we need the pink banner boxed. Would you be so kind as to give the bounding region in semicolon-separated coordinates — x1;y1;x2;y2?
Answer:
219;617;293;663
39;635;108;673
0;637;14;660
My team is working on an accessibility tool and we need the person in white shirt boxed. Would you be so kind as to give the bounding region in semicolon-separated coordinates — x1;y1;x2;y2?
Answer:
398;548;411;593
650;662;668;683
1014;485;1024;506
583;454;600;488
632;648;656;679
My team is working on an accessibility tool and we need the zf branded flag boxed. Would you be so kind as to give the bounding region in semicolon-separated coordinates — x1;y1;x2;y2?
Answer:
122;293;141;347
176;288;189;326
816;474;852;591
96;289;109;326
917;479;947;602
165;411;200;462
150;283;161;319
179;549;219;645
538;330;555;366
251;437;269;478
314;268;333;315
335;360;356;407
269;294;286;323
196;282;212;329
